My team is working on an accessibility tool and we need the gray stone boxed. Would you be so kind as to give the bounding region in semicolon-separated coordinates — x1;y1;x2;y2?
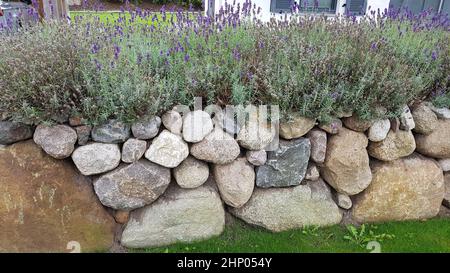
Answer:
412;103;438;135
174;156;209;189
307;129;327;163
230;179;342;232
336;193;352;210
318;118;342;134
92;120;130;143
0;121;33;145
75;125;91;146
438;159;450;172
399;105;415;131
190;128;240;164
145;130;189;168
305;163;320;181
427;103;450;119
33;124;77;159
237;120;276;151
122;138;147;163
368;119;390;142
94;160;171;210
213;110;240;135
131;116;161;140
213;157;255;208
121;184;225;248
444;174;450;208
72;143;121;175
162;110;182;135
256;138;310;188
246;150;267;166
182;110;213;143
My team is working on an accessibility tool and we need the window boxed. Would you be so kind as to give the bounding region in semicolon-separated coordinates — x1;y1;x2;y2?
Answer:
390;0;444;14
346;0;367;15
270;0;338;14
441;0;450;15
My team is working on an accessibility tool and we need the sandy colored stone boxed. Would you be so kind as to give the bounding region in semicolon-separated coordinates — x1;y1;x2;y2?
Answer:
415;119;450;159
342;116;373;132
368;130;416;161
318;118;342;135
213;157;255;208
0;141;116;252
279;114;315;140
412;103;438;135
114;211;130;224
145;130;189;168
352;153;445;223
305;163;320;181
307;129;327;163
162;110;182;135
174;156;209;189
438;158;450;172
444;174;450;208
72;143;121;176
237;121;276;151
321;127;372;195
336;193;352;210
368;119;390;142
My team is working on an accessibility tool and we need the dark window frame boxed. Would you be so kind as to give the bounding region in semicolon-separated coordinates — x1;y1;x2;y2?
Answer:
270;0;338;14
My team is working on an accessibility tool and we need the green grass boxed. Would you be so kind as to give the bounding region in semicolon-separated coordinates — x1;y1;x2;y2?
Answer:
134;218;450;253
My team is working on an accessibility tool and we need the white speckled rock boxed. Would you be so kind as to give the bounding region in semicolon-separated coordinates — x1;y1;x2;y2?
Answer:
236;121;276;151
438;158;450;172
72;143;121;175
305;163;320;181
213;157;255;208
368;119;390;142
122;138;147;163
412;103;438;135
33;124;77;159
427;103;450;119
145;130;189;168
399;105;415;131
182;111;213;143
336;193;352;210
230;179;342;232
121;184;225;248
307;129;327;163
174;156;209;189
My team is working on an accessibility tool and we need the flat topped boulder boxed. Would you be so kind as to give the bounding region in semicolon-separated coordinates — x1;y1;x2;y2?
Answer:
121;184;225;248
256;138;310;188
0;141;116;252
368;130;416;161
230;179;342;232
352;153;445;223
94;160;171;210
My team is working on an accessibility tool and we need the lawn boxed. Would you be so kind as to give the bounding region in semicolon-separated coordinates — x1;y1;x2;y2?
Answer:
134;218;450;253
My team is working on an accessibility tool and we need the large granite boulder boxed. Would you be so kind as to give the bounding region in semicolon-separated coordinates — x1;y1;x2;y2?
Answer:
352;154;445;223
415;119;450;159
121;184;225;248
256;138;310;188
94;160;171;210
230;179;342;232
0;141;116;252
321;127;372;195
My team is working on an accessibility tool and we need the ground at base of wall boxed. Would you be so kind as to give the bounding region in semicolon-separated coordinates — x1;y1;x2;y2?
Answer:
132;216;450;253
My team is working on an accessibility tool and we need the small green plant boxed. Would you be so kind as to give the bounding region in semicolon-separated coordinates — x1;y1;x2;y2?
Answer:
302;225;320;237
343;224;395;248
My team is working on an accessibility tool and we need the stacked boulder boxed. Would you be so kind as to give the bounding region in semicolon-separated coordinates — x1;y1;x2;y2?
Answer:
0;101;449;251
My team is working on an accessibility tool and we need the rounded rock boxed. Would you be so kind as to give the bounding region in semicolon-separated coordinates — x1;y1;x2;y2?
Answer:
33;124;77;159
174;156;210;189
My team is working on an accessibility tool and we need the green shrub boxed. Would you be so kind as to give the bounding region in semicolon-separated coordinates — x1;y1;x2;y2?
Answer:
0;4;448;125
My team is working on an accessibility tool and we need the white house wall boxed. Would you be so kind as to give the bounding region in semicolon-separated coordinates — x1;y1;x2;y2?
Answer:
205;0;393;21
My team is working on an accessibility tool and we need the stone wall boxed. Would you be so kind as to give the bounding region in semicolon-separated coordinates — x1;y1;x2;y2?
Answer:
0;102;449;252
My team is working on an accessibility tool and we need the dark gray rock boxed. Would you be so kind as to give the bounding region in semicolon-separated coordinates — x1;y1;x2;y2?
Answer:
131;116;161;140
94;160;171;210
92;120;130;143
256;138;311;188
0;121;33;145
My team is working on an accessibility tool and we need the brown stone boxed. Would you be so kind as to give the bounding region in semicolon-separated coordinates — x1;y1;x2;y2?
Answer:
368;130;416;161
342;116;373;132
114;210;130;224
352;153;445;223
0;141;116;252
321;127;372;195
415;119;450;159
